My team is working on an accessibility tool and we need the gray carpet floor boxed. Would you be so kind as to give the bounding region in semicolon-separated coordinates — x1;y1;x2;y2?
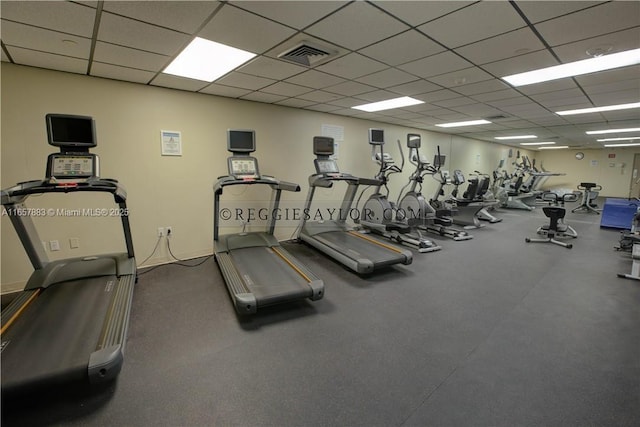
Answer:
3;202;640;426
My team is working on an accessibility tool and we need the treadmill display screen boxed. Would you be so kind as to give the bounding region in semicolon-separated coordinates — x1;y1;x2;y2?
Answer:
46;114;97;148
313;136;334;156
50;155;94;178
316;159;339;174
230;158;257;176
228;130;255;153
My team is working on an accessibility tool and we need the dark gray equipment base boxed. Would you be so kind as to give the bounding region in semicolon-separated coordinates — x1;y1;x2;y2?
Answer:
215;232;323;314
300;221;412;274
1;256;135;396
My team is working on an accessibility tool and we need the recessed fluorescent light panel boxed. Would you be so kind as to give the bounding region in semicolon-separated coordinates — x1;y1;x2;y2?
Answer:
163;37;256;82
494;135;537;140
586;127;640;135
352;97;424;112
596;136;640;142
604;143;640;147
538;145;569;149
435;119;491;128
556;102;640;116
502;48;640;87
520;141;556;146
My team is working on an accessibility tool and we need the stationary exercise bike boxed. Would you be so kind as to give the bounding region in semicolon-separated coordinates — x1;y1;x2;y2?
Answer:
358;129;441;253
395;134;472;241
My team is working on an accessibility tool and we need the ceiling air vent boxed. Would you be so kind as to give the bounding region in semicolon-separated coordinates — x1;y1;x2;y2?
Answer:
278;41;335;67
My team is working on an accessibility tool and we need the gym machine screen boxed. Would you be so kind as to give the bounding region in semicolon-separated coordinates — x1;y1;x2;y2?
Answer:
315;159;339;174
46;114;96;148
230;158;258;177
434;155;446;168
228;129;256;152
369;128;384;145
49;155;95;179
313;136;334;155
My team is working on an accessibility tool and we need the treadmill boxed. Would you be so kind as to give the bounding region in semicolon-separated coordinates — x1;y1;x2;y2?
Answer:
1;114;136;396
298;136;412;274
213;130;324;315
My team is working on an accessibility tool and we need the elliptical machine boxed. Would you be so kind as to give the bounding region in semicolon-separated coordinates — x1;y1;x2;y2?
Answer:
358;129;441;253
396;134;472;241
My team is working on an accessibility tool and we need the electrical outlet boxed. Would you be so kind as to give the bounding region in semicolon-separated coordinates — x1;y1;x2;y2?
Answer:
166;226;173;237
49;240;60;251
157;227;165;237
69;237;80;249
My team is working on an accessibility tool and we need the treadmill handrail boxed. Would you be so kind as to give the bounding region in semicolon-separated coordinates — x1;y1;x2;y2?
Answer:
214;175;300;195
1;177;135;267
308;173;381;188
1;178;128;205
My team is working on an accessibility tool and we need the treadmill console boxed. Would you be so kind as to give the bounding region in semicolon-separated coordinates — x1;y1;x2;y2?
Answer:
315;158;339;175
46;154;97;182
228;156;259;179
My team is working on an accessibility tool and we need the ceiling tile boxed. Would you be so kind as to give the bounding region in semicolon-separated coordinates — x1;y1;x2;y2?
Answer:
8;47;87;74
454;28;546;65
317;53;387;79
432;97;476;108
357;68;417;89
534;1;640;47
93;41;168;72
240;92;287;103
515;1;604;24
375;1;474;27
419;2;526;49
1;21;91;59
387;80;441;96
553;27;640;63
398;51;473;79
229;1;348;30
274;98;318;108
471;89;522;102
98;12;190;56
238;56;307;80
325;81;378;96
90;62;156;84
530;88;586;103
215;72;276;90
199;84;252;98
327;97;367;108
517;79;579;95
575;65;640;87
297;90;343;103
456;79;512;96
359;30;445;66
589;89;640;106
427;67;494;88
0;1;96;37
261;81;313;97
102;1;220;33
304;104;342;113
198;4;296;54
284;70;346;89
305;1;409;50
415;89;460;102
356;90;402;102
150;74;209;91
482;50;558;77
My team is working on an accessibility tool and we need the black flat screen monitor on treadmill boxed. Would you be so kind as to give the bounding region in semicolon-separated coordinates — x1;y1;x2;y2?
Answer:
313;136;334;156
369;128;384;145
433;154;446;168
228;130;255;153
46;114;97;148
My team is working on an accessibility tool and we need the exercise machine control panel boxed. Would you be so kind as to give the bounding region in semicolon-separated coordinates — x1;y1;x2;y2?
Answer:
229;157;259;180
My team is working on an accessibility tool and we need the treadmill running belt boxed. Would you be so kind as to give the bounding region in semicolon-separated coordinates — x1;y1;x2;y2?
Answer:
229;246;311;304
1;276;117;393
315;231;406;263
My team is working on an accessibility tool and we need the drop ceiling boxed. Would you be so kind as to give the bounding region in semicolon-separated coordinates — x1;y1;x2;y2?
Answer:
1;0;639;149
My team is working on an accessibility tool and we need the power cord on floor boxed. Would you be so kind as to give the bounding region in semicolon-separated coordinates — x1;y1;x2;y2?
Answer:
137;232;213;276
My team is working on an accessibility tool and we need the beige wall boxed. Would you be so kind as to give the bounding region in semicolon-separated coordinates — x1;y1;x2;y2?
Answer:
0;63;631;291
535;149;635;197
